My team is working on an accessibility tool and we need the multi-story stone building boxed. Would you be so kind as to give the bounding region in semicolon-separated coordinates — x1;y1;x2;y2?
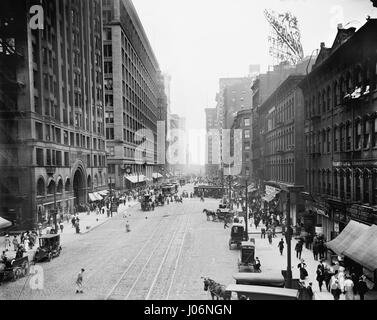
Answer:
299;20;377;240
230;109;252;178
0;0;107;229
102;0;165;190
205;107;219;177
257;75;306;226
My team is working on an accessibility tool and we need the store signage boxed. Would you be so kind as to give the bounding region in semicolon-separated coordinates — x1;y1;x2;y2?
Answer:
347;205;374;224
266;185;280;195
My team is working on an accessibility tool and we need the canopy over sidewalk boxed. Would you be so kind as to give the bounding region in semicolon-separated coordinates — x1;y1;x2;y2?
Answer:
326;220;370;255
0;217;12;229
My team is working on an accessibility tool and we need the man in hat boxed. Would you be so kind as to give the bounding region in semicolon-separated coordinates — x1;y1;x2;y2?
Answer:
76;268;85;293
307;282;314;300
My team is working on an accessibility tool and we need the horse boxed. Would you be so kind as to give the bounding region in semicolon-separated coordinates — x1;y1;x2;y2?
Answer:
202;277;227;300
203;209;216;221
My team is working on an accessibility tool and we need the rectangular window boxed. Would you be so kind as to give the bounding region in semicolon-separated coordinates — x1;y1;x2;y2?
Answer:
64;152;69;167
106;127;114;140
104;44;112;57
244;118;250;126
244;130;250;139
56;151;62;166
35;122;43;140
364;120;370;149
46;149;51;165
36;148;44;166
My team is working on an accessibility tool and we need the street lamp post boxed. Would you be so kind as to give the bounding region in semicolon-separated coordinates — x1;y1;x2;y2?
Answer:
244;178;249;241
285;191;293;288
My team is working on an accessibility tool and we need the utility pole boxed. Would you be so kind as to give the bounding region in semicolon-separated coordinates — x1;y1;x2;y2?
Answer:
53;184;58;233
286;191;292;288
244;178;249;241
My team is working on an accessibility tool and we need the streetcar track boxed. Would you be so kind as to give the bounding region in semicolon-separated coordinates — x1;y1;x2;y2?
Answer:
125;216;184;300
105;214;181;300
145;213;190;300
104;217;169;300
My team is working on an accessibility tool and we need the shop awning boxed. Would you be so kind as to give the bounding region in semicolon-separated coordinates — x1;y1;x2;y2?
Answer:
0;217;12;229
98;190;109;196
343;224;377;271
326;220;370;255
262;190;280;202
125;175;145;183
93;192;103;200
152;173;163;179
88;193;97;202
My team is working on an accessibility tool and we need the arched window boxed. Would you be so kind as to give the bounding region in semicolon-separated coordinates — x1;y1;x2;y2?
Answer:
333;81;339;107
373;170;377;205
94;174;98;187
37;178;45;196
363;170;370;203
57;179;63;193
334;170;338;197
339;123;345;151
339;170;345;199
317;92;322;114
363;117;371;149
327;128;331;153
333;126;338;152
345;170;351;199
346;121;352;150
47;180;56;195
355;170;361;202
355;119;362;150
327;86;331;111
65;178;71;192
322;170;326;195
327;170;331;195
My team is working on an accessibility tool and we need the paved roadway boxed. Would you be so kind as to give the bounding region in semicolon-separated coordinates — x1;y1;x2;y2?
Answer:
0;184;239;300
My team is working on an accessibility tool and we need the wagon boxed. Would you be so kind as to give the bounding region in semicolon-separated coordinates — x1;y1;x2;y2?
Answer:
237;241;256;272
34;234;62;263
0;256;30;283
229;223;245;249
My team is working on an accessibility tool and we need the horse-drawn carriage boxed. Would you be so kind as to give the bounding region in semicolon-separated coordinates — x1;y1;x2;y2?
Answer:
34;234;62;262
229;223;245;249
0;256;30;284
238;241;257;272
141;194;154;211
155;194;165;206
203;208;234;222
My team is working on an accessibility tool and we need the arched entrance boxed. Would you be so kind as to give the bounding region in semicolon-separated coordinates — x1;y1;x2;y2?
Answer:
73;168;86;206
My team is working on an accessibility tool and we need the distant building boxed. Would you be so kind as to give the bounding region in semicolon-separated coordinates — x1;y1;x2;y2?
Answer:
205;107;219;177
231;109;252;178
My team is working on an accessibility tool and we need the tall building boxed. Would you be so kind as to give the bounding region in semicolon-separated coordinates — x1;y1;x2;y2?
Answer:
299;21;377;241
168;113;186;175
102;0;165;190
230;109;252;178
0;0;107;229
205;107;219;177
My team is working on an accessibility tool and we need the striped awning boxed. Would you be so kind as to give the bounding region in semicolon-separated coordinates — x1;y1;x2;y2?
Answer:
152;173;163;179
326;220;370;255
98;190;109;196
0;217;12;229
342;224;377;271
125;175;145;183
88;193;97;202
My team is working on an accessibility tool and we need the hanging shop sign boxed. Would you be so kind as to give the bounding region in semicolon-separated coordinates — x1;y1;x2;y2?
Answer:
347;205;375;224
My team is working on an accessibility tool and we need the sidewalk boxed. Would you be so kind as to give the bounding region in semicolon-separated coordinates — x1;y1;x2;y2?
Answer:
0;199;140;261
245;220;377;300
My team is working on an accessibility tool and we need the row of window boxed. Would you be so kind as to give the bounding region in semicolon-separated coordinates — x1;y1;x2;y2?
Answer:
304;62;377;118
306;117;377;154
306;168;377;205
265;127;295;155
265;159;295;184
35;122;105;150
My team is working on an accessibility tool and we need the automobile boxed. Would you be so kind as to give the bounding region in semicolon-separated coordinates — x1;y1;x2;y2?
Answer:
224;284;300;300
229;223;245;249
34;234;62;262
0;256;29;284
238;241;256;272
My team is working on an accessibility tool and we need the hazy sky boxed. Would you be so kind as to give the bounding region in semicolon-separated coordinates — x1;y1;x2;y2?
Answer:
132;0;376;164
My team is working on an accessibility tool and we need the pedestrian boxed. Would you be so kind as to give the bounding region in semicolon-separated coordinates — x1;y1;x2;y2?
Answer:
324;267;332;292
71;216;76;228
75;268;85;293
318;239;325;260
24;237;29;252
356;275;368;300
344;275;355;300
316;265;324;291
4;234;11;251
59;221;64;233
306;282;314;300
12;235;18;251
295;240;303;259
75;221;80;234
278;238;284;255
261;227;266;239
267;229;273;244
272;225;276;238
331;279;341;300
254;257;261;272
297;259;308;281
312;241;319;261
